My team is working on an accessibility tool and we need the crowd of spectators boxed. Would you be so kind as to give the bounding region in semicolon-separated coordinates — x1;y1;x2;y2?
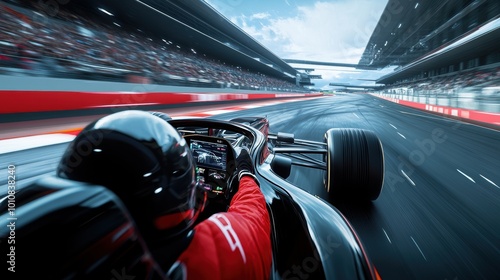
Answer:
384;67;500;94
0;0;305;91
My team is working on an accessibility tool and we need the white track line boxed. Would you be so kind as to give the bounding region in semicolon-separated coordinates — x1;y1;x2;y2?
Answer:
0;134;76;154
479;174;499;189
382;228;392;244
401;169;416;186
411;236;427;261
457;169;476;183
204;109;238;115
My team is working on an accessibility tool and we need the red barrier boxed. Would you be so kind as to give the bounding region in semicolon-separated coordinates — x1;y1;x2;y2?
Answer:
398;99;427;110
373;94;500;126
0;91;321;114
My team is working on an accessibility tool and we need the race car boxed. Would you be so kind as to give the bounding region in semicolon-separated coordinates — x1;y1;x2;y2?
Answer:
0;114;384;279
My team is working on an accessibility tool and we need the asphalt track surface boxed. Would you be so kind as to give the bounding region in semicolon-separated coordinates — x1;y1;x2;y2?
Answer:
1;93;500;279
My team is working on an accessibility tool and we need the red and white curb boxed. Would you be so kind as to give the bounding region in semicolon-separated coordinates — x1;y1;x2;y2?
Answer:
170;99;309;118
0;97;325;154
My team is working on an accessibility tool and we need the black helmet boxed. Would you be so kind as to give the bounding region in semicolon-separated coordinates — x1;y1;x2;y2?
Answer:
57;110;205;241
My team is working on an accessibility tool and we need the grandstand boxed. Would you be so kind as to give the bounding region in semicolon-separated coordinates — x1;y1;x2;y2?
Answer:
359;0;500;112
0;0;307;92
359;0;500;86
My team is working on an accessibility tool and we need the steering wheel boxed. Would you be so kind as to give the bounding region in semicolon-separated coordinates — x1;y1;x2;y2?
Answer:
183;135;238;201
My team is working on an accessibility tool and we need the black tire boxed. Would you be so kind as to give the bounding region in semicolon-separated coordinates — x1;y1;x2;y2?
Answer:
324;128;384;201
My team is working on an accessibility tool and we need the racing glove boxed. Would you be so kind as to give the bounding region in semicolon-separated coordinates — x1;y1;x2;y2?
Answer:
236;148;259;187
226;148;259;201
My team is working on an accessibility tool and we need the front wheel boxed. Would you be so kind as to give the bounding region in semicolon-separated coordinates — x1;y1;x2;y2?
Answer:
324;128;384;201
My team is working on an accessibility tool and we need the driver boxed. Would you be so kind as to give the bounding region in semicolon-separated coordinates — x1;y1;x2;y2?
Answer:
57;110;272;279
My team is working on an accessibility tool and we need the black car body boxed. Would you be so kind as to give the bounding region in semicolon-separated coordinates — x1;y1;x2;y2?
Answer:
170;117;383;279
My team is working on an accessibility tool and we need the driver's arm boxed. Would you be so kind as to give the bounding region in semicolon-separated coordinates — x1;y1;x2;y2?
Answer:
227;175;268;224
223;175;272;279
227;148;269;229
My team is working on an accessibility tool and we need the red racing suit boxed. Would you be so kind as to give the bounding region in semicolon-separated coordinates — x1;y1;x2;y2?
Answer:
170;176;272;279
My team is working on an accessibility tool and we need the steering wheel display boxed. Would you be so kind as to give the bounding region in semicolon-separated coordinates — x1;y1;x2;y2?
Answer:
190;139;228;171
185;135;236;197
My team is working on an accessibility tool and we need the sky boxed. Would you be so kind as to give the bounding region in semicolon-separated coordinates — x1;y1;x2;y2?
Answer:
204;0;393;89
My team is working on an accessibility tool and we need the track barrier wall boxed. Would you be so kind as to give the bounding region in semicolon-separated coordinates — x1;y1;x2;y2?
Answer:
1;90;322;114
372;93;500;126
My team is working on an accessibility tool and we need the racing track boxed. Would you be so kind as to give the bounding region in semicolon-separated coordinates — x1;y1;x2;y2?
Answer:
2;93;500;279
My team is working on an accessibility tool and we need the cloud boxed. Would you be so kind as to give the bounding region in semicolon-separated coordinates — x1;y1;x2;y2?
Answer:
250;12;271;20
231;0;388;87
240;1;386;63
210;0;389;87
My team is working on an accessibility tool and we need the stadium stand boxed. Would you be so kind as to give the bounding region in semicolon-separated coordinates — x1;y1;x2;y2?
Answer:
359;0;500;112
0;0;306;92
